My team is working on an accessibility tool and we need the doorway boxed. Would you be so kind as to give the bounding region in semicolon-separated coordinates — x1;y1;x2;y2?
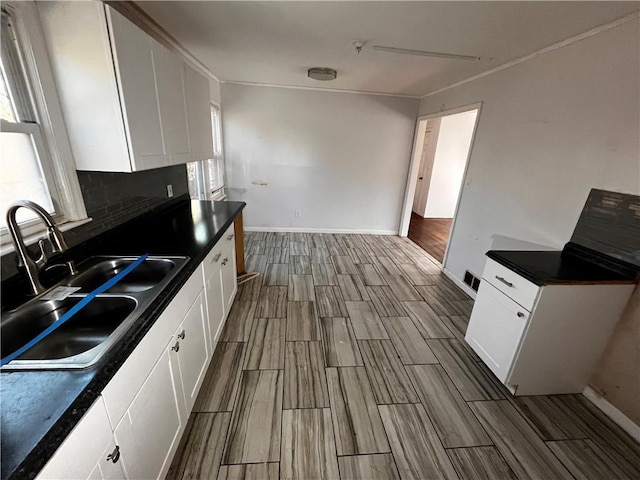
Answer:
399;104;481;265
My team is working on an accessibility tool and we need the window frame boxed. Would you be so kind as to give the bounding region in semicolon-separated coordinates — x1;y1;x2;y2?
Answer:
1;1;88;249
208;103;226;200
187;102;226;201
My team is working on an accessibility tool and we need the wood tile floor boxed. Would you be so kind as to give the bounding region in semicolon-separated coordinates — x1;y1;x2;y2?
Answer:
168;232;640;480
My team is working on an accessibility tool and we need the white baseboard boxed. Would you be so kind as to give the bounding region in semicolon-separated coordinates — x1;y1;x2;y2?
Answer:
443;268;477;300
582;385;640;443
243;227;398;235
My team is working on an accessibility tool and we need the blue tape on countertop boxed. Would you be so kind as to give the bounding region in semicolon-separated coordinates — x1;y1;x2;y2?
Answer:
0;253;149;368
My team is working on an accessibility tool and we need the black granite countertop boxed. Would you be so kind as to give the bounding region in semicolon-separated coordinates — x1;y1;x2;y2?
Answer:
0;198;245;480
486;249;638;286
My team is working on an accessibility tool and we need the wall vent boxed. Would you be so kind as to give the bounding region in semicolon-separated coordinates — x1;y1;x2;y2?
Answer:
464;270;480;292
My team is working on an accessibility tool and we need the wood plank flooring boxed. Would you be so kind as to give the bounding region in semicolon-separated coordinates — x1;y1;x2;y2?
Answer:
172;232;640;480
407;214;452;263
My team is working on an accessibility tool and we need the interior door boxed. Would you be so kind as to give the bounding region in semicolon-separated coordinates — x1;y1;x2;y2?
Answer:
412;129;433;215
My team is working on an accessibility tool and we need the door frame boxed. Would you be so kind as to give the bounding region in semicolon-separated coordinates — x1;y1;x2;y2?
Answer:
398;102;483;269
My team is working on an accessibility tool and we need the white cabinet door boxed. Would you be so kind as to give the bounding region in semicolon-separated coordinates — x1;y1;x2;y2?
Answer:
114;350;183;480
106;7;168;171
184;65;214;161
465;281;529;382
220;229;238;313
37;1;132;172
204;256;225;353
88;444;126;480
170;292;210;413
152;40;190;164
37;397;124;480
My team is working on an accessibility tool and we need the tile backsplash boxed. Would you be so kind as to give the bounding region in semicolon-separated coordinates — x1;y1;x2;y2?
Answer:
1;165;189;280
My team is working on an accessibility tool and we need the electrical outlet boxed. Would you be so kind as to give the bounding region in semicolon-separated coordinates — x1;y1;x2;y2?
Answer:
295;210;301;218
167;184;173;198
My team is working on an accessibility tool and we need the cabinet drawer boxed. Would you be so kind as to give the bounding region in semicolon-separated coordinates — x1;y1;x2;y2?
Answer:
482;258;540;311
202;241;224;281
202;224;234;280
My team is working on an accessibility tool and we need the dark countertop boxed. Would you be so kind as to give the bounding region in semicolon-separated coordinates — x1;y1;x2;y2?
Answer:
0;198;245;480
487;249;638;286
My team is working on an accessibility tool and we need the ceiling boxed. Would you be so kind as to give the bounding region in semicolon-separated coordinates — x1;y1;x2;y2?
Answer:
138;1;639;97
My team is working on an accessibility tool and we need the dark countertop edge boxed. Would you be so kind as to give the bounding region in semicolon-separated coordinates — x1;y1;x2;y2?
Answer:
486;250;638;287
5;199;246;480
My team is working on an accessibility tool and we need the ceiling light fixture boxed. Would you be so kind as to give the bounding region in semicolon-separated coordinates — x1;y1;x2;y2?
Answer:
371;45;480;61
307;67;337;81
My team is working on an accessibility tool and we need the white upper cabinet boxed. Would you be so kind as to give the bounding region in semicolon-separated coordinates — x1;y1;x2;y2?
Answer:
106;7;168;170
152;41;191;164
38;2;211;172
184;65;214;161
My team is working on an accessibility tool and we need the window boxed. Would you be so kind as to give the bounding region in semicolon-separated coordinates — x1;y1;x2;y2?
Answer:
0;3;86;246
208;104;225;198
187;103;226;201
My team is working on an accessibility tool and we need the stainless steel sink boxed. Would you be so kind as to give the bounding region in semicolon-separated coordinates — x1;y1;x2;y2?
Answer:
68;257;181;293
1;255;189;370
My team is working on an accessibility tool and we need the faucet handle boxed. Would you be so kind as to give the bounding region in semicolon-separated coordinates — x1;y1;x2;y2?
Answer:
35;239;48;268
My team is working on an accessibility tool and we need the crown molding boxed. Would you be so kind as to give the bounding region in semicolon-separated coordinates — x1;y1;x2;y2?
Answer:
104;1;219;82
421;11;640;99
221;80;420;99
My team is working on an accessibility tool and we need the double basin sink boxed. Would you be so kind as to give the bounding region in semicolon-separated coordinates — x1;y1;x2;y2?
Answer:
1;255;189;370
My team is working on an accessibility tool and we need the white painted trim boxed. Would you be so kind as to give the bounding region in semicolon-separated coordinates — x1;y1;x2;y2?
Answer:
440;104;482;270
244;227;398;235
106;5;638;100
105;1;219;82
398;102;482;271
421;12;640;99
398;118;427;237
443;267;477;300
582;385;640;443
221;80;420;99
6;1;88;221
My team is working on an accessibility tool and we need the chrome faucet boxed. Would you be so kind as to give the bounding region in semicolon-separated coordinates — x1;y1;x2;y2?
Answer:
6;200;77;296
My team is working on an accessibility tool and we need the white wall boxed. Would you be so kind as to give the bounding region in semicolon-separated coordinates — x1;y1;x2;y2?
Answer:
221;83;419;232
419;17;639;423
424;110;477;218
419;17;639;281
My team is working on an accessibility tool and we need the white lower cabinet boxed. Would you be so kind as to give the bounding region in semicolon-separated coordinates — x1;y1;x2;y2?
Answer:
203;244;225;354
466;257;635;396
220;227;238;312
465;281;529;383
88;442;126;480
38;228;239;479
168;291;210;414
37;397;125;480
113;350;183;480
